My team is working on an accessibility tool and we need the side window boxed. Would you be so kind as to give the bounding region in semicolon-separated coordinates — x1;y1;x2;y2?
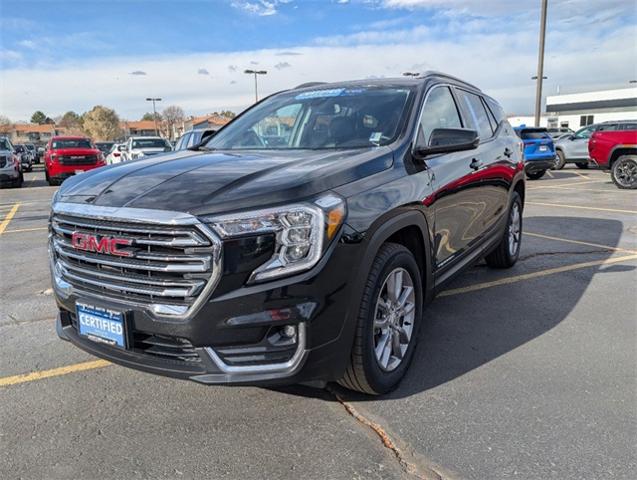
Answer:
574;126;593;139
482;98;498;132
455;89;494;141
416;86;462;147
484;97;505;127
597;123;618;132
621;123;637;130
186;132;198;148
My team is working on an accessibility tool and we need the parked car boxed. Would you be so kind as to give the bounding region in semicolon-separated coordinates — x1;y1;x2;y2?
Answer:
174;128;218;151
95;142;115;157
13;144;33;172
106;143;126;165
24;143;38;163
0;137;23;188
36;145;45;163
44;136;106;186
588;129;637;189
554;120;637;170
546;127;574;139
121;136;172;161
50;73;525;395
514;126;555;180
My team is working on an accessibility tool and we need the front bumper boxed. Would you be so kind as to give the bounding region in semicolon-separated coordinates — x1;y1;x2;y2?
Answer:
47;163;104;181
525;158;555;174
54;236;362;386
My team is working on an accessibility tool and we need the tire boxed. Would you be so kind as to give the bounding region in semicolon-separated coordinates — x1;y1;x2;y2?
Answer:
526;170;546;180
339;243;423;395
13;172;23;188
485;192;522;269
610;155;637;189
553;150;566;170
575;162;589;169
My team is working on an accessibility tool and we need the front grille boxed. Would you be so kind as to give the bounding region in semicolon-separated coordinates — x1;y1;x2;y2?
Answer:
58;154;97;165
51;206;221;318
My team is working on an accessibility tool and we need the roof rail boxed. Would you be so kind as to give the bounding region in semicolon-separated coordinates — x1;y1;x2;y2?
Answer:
421;70;482;91
294;82;328;89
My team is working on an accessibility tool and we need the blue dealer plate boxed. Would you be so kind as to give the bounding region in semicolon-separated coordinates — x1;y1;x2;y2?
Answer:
76;302;126;348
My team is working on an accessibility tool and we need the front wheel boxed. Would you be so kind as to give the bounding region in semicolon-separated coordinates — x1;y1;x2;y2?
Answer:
485;192;522;269
526;170;546;180
611;155;637;189
13;172;24;188
339;243;423;395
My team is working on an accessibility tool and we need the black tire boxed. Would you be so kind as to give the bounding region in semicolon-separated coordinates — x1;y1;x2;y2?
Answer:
13;172;23;188
610;155;637;189
575;162;589;169
338;243;423;395
526;170;546;180
553;150;566;170
485;192;522;269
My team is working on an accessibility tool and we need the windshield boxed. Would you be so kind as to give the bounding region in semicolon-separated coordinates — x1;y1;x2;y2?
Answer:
95;142;114;153
0;139;12;151
132;139;169;149
52;139;93;149
205;86;414;150
25;144;35;150
517;129;550;140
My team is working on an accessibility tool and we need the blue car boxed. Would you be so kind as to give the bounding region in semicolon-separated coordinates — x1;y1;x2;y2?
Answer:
514;126;556;180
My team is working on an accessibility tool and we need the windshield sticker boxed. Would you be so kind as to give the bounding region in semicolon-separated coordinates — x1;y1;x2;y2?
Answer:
369;132;382;144
295;89;344;100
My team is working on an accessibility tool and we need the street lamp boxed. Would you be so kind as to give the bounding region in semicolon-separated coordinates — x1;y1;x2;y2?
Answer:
629;80;637;84
531;76;548;80
533;0;548;127
244;70;267;103
146;97;162;135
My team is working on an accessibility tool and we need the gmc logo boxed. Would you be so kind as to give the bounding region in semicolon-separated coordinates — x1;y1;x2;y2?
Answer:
71;232;132;257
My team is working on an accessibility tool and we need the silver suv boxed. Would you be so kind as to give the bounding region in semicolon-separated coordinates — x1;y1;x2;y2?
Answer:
554;120;637;169
0;137;23;189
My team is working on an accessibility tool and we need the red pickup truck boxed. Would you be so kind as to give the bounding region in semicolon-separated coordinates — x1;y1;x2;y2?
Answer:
45;136;106;186
589;130;637;189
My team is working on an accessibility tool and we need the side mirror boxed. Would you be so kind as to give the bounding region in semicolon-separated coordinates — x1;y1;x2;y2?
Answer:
118;145;126;152
415;128;479;157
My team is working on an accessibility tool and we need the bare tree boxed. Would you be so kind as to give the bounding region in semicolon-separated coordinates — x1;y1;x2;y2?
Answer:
162;105;185;140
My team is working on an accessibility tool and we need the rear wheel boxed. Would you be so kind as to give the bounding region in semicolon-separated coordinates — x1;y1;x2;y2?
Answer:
553;150;566;170
576;162;589;169
339;243;423;395
526;170;545;180
485;192;522;269
611;155;637;189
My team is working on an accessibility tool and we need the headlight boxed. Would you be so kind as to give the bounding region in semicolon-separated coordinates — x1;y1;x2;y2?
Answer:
205;193;346;282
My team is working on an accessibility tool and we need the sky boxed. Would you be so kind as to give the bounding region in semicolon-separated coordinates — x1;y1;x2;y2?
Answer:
1;0;636;122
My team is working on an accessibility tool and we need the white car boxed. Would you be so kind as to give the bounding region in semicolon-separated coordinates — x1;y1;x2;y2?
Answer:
121;136;172;162
106;143;126;165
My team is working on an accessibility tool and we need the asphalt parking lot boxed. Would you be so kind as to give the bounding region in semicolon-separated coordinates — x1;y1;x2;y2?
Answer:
1;166;636;480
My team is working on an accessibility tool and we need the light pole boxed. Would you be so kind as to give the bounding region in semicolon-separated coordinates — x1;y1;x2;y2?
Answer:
244;70;267;103
146;97;162;135
534;0;548;127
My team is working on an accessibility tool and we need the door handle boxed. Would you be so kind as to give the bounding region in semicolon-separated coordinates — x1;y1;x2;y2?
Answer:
470;158;482;170
504;147;513;158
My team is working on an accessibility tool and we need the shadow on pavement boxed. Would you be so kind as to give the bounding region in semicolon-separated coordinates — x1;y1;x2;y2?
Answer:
280;216;629;400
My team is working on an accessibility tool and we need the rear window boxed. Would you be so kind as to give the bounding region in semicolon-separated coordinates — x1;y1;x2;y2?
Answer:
132;138;169;149
517;129;550;140
52;139;93;149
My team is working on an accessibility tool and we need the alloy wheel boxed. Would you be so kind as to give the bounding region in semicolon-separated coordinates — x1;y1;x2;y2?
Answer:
614;158;637;188
373;268;416;372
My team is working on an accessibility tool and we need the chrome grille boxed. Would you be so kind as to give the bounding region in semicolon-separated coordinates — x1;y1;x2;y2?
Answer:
50;203;222;319
58;154;97;165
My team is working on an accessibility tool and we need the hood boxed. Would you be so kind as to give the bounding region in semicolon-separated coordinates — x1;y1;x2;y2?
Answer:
57;147;393;215
133;147;168;154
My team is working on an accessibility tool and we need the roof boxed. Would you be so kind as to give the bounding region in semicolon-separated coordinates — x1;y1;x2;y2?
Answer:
121;120;157;130
12;123;56;133
51;135;89;140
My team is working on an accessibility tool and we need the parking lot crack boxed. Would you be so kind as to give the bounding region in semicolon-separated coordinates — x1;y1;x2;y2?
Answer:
519;250;605;261
327;386;445;480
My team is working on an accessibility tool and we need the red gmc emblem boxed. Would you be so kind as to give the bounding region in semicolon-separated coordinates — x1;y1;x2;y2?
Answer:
71;232;133;257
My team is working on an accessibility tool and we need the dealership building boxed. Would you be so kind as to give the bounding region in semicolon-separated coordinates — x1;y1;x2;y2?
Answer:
508;86;637;129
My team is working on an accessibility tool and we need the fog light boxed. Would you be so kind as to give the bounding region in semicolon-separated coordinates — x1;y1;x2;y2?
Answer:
282;324;296;338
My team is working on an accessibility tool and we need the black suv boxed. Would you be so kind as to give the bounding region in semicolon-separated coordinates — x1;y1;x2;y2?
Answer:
50;73;525;394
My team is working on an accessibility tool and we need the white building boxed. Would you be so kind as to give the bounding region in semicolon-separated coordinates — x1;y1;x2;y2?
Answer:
508;87;637;129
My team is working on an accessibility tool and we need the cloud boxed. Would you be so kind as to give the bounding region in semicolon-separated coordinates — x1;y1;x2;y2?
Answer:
17;39;37;49
249;60;259;65
228;65;238;72
274;61;291;70
129;70;147;75
198;68;210;75
276;51;303;56
0;49;22;62
231;1;280;16
230;80;238;85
